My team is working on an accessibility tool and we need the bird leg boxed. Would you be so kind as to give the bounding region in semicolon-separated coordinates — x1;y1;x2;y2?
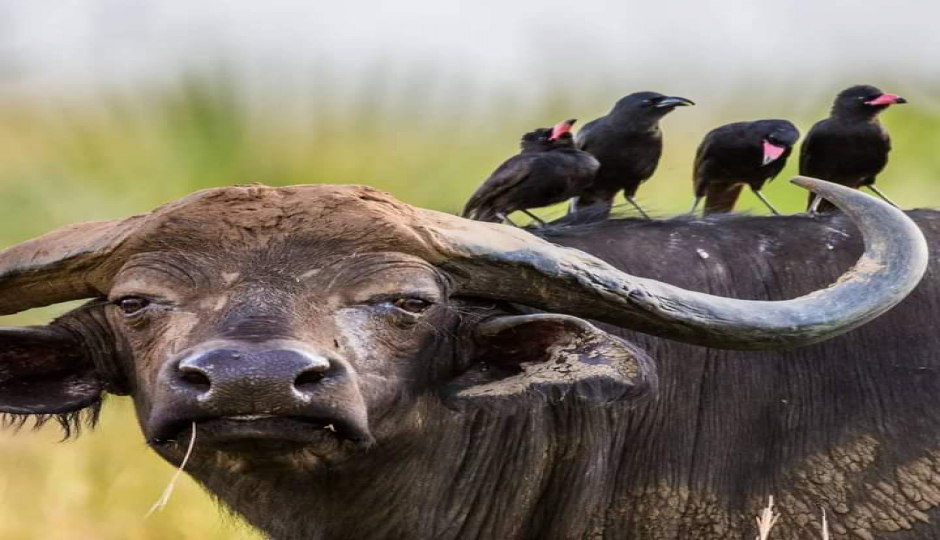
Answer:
689;196;703;215
569;196;614;220
864;185;899;208
567;197;581;214
752;190;780;215
521;210;547;227
808;195;824;216
626;197;651;220
497;213;520;227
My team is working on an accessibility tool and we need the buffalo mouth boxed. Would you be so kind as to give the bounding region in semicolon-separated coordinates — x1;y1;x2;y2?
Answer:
149;414;375;453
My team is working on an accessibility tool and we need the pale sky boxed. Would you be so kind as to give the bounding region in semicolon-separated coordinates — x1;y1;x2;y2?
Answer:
0;0;937;108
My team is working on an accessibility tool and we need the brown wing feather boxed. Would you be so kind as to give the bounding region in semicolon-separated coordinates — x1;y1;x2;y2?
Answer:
692;137;712;196
462;155;535;221
703;183;744;215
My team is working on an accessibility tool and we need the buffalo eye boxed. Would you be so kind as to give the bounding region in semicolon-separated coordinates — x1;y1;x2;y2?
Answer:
115;296;151;315
393;298;432;314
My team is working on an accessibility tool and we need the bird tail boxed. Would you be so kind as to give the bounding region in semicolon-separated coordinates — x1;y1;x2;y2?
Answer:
703;184;744;215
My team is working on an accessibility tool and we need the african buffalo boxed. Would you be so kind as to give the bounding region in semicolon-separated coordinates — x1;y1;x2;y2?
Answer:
0;178;933;539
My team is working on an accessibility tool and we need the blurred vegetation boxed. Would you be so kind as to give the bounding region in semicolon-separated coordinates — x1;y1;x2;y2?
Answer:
0;76;938;539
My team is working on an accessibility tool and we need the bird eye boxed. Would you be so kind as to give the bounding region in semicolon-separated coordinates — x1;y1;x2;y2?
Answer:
642;99;653;106
115;296;151;315
392;297;433;314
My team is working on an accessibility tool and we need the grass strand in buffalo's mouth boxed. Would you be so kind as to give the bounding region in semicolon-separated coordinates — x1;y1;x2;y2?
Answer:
149;415;370;448
146;422;197;517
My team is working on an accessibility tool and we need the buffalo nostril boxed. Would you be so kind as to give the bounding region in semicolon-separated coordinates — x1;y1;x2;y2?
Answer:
179;369;211;389
294;368;327;388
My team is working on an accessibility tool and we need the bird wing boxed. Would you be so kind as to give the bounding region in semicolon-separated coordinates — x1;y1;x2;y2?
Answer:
462;155;536;219
799;119;832;177
692;134;714;194
799;120;844;210
704;183;744;214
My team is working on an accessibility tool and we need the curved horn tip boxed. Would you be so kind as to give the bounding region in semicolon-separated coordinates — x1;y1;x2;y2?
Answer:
790;175;820;187
789;176;882;205
447;172;929;351
789;175;832;194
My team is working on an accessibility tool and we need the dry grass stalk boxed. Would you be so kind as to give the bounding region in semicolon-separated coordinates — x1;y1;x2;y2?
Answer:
820;508;830;540
145;423;197;518
755;495;780;540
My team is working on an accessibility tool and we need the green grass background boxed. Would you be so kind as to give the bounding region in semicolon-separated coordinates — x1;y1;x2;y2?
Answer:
0;78;938;539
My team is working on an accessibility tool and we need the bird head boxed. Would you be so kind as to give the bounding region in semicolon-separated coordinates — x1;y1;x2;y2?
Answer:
759;120;800;166
832;85;908;118
610;92;695;125
519;127;554;151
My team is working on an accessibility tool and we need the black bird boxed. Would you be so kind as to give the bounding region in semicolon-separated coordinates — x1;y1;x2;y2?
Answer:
801;84;907;212
691;119;800;215
463;119;600;226
572;91;694;219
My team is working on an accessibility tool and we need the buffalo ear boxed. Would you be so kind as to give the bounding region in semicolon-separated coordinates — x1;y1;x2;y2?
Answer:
0;326;104;415
444;314;657;409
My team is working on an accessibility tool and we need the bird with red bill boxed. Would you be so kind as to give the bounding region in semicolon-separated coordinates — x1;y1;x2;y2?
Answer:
463;119;599;227
691;119;800;215
801;84;908;213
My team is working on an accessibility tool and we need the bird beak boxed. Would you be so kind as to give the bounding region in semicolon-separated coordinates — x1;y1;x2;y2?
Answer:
762;141;787;166
655;96;695;108
550;119;577;140
866;93;907;106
